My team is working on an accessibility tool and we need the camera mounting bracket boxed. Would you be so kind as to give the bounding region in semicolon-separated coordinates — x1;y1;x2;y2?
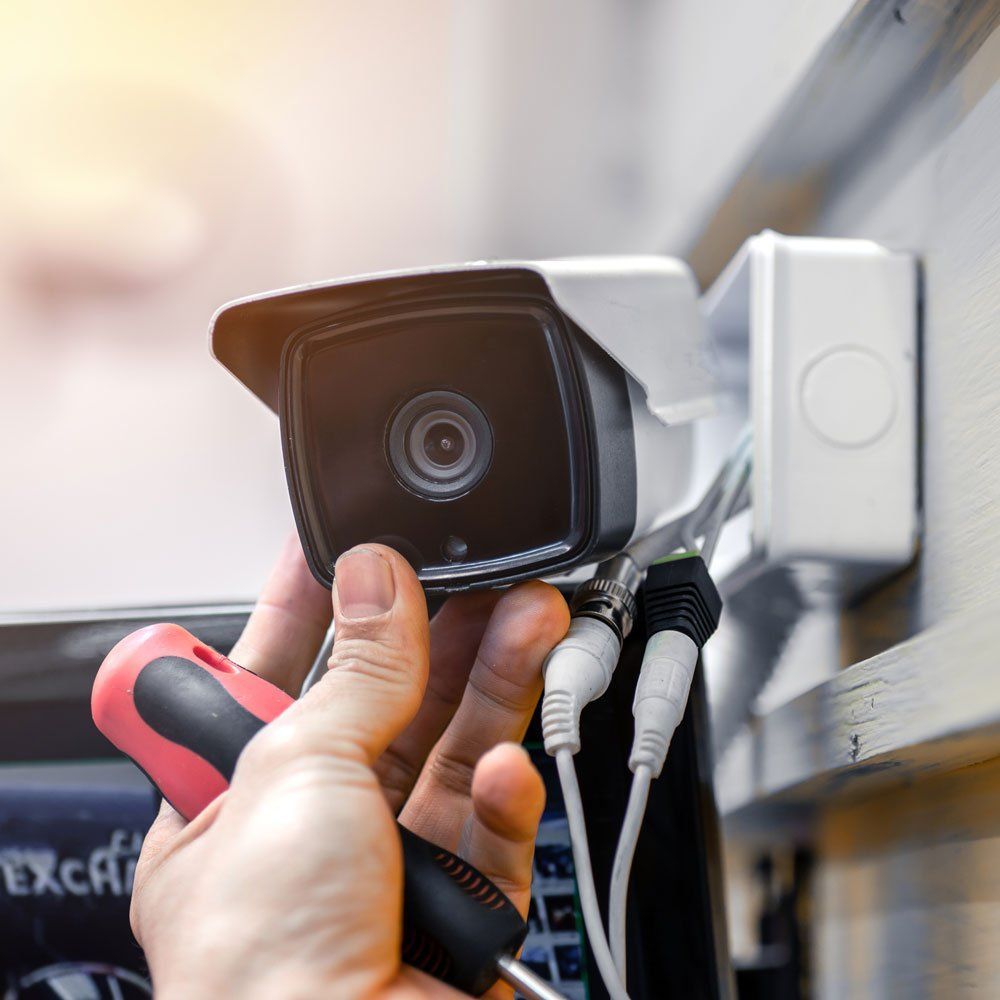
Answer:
699;230;919;596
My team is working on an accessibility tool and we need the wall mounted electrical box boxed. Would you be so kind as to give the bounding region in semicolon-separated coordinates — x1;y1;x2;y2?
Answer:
700;231;919;596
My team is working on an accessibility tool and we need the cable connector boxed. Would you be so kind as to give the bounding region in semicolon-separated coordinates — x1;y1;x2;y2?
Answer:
570;552;642;642
629;554;722;776
542;617;621;756
643;552;722;646
542;561;638;998
541;557;640;757
571;577;637;643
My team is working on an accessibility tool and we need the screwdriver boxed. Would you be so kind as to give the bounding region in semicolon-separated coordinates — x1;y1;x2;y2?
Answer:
92;623;565;1000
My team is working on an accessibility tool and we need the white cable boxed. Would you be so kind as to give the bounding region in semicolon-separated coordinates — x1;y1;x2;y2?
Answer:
609;763;652;981
699;433;753;568
300;623;335;695
555;749;631;1000
626;424;752;569
680;522;699;553
606;431;751;984
544;430;751;994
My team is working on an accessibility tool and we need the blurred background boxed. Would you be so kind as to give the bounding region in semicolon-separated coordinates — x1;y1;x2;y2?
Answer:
0;0;847;611
3;2;1000;998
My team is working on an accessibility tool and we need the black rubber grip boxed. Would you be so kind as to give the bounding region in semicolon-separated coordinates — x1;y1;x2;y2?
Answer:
110;642;526;996
399;827;526;996
134;656;267;781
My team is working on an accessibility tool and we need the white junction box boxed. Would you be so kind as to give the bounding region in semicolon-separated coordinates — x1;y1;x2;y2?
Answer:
702;231;918;594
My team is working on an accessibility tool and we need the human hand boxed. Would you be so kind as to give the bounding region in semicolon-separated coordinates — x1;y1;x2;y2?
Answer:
129;537;569;999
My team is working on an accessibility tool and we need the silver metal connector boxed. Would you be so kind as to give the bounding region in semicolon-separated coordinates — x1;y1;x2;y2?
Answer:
596;552;644;593
570;553;642;641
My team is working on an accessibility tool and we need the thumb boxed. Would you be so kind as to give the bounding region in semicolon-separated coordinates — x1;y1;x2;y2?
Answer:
298;544;430;763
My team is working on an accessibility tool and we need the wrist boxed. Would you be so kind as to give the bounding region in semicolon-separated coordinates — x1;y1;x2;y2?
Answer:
154;959;381;1000
157;974;322;1000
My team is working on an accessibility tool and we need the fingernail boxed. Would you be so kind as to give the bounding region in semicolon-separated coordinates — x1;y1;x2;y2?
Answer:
335;548;395;619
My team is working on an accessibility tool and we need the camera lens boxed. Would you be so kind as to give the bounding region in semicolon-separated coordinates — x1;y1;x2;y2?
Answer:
422;421;467;467
409;414;472;477
387;390;493;500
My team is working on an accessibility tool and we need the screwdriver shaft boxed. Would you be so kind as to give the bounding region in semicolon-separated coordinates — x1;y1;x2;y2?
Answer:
496;954;568;1000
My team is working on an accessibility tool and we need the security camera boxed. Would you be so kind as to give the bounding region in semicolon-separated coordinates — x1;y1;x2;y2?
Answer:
210;258;718;593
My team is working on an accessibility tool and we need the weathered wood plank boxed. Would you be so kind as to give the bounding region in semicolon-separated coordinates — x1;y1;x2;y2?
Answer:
815;757;1000;997
717;598;1000;817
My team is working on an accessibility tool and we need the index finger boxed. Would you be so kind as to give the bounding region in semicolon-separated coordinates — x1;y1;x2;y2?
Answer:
376;589;501;811
228;533;332;695
400;580;568;847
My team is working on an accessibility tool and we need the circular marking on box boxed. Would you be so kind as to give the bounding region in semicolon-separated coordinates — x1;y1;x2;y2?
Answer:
800;347;897;448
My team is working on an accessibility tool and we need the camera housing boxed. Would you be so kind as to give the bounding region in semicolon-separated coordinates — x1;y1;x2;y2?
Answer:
211;259;717;592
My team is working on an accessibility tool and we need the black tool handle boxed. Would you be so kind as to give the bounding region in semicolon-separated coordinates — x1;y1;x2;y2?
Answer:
92;623;527;996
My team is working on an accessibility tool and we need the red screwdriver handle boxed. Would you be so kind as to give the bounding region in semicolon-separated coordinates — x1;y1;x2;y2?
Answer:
92;623;293;818
92;624;527;997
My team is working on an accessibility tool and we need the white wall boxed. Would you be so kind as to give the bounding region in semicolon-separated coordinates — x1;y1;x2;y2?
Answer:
0;0;855;611
459;0;856;256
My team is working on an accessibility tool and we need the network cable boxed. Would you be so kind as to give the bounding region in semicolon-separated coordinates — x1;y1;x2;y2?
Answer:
608;431;749;981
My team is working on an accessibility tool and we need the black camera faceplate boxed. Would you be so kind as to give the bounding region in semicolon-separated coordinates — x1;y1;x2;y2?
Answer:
280;294;595;590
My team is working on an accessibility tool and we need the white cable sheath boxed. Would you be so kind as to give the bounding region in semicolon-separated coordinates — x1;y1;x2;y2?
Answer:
541;617;622;755
609;764;652;981
555;749;631;1000
629;631;699;776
